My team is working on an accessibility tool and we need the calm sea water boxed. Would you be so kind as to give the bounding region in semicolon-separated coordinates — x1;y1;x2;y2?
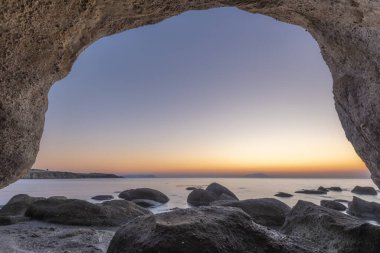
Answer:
0;178;379;215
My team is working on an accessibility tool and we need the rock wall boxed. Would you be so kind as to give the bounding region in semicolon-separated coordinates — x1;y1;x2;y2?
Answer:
1;0;380;188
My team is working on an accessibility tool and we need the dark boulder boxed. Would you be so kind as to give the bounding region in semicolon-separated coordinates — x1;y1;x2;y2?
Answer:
275;192;293;198
118;188;169;203
91;195;114;201
351;186;378;195
206;182;239;200
295;190;327;195
347;196;380;221
187;189;217;206
327;187;342;192
212;198;291;227
187;183;238;206
25;198;151;226
185;187;197;191
320;200;346;211
0;194;45;225
107;206;319;253
281;200;380;253
317;186;329;192
0;194;45;216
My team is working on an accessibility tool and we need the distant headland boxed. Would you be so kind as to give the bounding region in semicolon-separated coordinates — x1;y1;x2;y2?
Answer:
22;169;123;179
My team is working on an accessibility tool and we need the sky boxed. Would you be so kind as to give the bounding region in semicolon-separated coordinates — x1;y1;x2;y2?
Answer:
34;7;368;177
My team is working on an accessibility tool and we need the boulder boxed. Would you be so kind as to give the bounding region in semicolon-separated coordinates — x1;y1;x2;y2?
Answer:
281;200;380;253
187;189;217;206
206;183;239;200
118;188;169;204
107;206;319;253
25;198;151;226
317;186;329;192
327;187;342;192
185;187;197;191
212;198;291;227
187;183;238;206
48;196;67;200
351;186;378;195
0;194;45;216
91;195;114;201
320;200;346;211
275;192;293;198
295;190;327;195
0;194;45;225
347;196;380;221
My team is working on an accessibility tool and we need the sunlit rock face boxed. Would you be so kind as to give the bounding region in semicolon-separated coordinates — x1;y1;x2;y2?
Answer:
1;0;380;188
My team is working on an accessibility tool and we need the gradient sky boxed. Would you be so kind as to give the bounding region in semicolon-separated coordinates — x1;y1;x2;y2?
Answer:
34;7;368;177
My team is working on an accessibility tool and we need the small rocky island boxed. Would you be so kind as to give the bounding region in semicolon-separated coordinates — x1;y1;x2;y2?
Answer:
22;169;122;179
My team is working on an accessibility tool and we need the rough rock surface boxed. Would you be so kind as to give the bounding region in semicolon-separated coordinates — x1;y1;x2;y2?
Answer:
107;206;319;253
187;183;238;206
2;1;380;188
281;200;380;253
25;198;151;226
0;194;45;225
320;200;346;211
0;220;115;253
347;196;380;221
351;186;378;195
212;198;291;227
118;188;169;204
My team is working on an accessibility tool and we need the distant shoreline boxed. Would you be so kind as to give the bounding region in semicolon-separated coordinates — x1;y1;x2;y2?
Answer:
22;169;123;179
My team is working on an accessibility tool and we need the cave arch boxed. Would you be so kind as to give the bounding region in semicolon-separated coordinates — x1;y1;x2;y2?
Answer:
1;1;380;188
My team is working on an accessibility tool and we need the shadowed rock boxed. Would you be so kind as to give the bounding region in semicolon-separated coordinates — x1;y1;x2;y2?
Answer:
187;183;238;206
0;194;45;225
295;190;327;195
351;186;378;195
118;188;169;204
107;206;319;253
25;198;151;226
327;187;342;192
206;183;239;200
91;195;114;201
275;192;293;198
320;200;346;211
281;200;380;253
347;196;380;221
212;198;291;227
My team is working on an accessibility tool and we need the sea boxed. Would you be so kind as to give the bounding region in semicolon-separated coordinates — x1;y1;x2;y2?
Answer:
0;178;379;219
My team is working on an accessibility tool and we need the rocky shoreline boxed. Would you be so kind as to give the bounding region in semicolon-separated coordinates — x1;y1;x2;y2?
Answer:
0;183;379;252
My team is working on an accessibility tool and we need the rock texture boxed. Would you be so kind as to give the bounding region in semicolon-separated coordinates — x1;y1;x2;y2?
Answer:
2;1;380;188
347;196;380;221
118;188;169;204
212;198;291;227
320;200;346;211
187;183;238;206
281;200;380;253
107;206;319;253
351;186;378;195
0;220;115;253
25;198;151;226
